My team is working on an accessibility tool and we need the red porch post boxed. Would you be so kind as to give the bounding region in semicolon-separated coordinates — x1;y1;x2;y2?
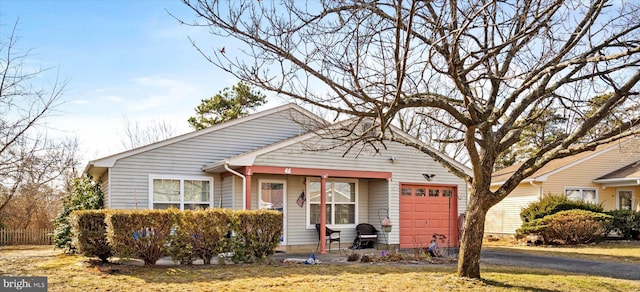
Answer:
319;175;327;254
245;173;252;210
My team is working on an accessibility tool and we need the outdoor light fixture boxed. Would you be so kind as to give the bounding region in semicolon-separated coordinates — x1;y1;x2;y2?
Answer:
422;173;436;181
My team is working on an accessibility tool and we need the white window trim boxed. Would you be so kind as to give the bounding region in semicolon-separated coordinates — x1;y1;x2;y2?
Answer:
616;189;634;210
305;178;358;229
563;186;598;203
258;179;287;245
148;175;214;210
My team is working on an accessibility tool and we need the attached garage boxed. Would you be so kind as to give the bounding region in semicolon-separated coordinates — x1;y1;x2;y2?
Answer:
485;193;539;235
399;184;459;248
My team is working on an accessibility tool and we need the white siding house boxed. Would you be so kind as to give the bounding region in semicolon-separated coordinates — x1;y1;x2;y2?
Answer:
84;103;470;252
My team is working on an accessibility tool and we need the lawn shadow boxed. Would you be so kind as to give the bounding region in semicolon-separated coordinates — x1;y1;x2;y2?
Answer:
481;279;559;292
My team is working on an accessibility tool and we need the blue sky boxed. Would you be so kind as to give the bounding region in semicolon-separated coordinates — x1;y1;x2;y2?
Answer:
0;0;285;163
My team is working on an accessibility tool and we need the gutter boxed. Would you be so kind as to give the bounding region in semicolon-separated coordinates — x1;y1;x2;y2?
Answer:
530;181;543;199
224;163;247;210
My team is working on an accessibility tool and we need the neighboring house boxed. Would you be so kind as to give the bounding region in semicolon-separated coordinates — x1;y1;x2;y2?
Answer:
84;103;471;252
486;138;640;235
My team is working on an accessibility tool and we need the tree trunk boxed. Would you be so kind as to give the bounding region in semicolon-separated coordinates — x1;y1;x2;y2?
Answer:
457;193;489;278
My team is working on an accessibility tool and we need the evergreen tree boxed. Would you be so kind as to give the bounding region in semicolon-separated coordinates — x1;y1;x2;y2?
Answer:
188;82;267;130
53;174;104;252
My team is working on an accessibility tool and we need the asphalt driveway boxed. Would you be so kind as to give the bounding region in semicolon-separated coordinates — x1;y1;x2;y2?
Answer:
480;249;640;281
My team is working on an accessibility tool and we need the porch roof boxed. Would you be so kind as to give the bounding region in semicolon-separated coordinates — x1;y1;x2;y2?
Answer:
593;160;640;188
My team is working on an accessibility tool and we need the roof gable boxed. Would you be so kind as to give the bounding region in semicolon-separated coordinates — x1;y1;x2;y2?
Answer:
594;160;640;182
203;118;471;176
491;138;638;185
85;103;326;173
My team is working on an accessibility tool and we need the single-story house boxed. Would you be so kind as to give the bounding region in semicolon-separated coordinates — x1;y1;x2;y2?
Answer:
84;103;471;252
486;138;640;236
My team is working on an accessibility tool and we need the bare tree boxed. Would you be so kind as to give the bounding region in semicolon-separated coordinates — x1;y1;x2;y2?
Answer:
397;107;468;164
0;20;78;222
180;0;640;278
119;115;176;149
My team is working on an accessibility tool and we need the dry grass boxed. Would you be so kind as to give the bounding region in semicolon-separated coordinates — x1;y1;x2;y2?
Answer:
1;245;638;291
483;239;640;265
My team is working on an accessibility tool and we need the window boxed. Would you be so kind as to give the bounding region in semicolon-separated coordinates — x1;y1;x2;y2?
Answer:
307;179;357;227
150;176;213;210
564;187;597;204
617;190;633;210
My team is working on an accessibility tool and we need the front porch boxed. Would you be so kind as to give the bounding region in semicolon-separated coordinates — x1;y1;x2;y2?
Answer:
208;164;393;253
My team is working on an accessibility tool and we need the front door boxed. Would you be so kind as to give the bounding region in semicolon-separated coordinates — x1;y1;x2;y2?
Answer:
399;184;458;248
617;189;634;210
259;180;286;245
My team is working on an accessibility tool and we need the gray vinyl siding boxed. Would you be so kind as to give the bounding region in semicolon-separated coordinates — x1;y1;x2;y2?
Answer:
368;179;390;244
99;171;110;208
108;109;312;209
280;176;309;246
253;136;468;246
220;176;233;209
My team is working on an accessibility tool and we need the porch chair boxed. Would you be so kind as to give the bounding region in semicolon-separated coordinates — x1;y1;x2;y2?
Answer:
354;223;378;249
315;223;341;253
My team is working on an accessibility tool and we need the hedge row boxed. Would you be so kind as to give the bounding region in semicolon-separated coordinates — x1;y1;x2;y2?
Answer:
70;209;282;265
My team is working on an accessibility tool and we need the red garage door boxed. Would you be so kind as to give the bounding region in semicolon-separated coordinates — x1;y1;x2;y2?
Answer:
399;184;458;248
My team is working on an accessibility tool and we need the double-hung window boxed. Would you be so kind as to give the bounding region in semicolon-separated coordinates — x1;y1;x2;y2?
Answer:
307;179;357;227
150;176;213;210
564;187;597;204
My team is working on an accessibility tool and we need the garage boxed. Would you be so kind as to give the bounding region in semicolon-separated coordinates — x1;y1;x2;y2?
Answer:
485;193;539;235
399;184;459;248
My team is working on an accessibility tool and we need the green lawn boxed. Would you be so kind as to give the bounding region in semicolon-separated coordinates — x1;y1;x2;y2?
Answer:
1;245;638;291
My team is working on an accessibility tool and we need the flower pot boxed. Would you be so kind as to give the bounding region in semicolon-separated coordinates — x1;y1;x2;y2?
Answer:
382;225;392;232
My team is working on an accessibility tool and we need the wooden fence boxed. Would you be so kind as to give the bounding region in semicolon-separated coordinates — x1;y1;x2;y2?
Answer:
0;228;54;245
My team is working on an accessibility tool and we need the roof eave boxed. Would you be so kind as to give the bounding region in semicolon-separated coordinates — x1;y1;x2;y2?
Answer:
490;177;546;187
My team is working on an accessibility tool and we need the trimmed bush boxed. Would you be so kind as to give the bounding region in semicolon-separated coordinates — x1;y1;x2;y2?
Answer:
520;194;604;225
106;210;175;265
170;209;233;264
605;210;640;239
69;210;112;263
517;194;605;240
538;210;612;245
231;210;283;263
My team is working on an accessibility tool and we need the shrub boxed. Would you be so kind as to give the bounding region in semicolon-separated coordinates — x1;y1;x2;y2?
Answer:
70;210;112;263
230;210;282;263
605;210;640;239
538;210;612;245
170;209;233;264
106;209;175;265
166;235;195;265
520;194;604;225
517;194;605;240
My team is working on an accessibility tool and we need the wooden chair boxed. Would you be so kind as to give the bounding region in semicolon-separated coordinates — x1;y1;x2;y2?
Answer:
315;223;341;252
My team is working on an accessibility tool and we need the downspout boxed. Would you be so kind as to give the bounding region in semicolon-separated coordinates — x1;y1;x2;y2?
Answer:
530;181;543;199
225;163;247;210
